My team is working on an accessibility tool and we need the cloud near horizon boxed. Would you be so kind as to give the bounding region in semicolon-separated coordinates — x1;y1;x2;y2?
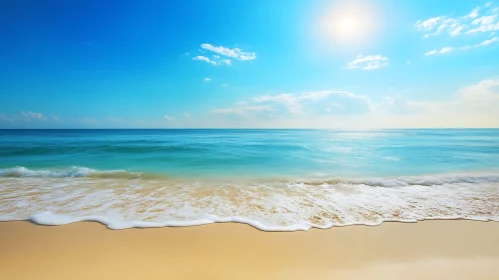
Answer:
2;78;498;129
208;78;499;128
0;111;58;123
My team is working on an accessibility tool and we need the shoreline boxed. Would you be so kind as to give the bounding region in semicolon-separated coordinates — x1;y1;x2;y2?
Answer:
1;220;499;279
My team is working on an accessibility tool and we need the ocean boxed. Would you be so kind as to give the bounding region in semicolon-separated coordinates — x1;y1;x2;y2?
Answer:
0;129;498;231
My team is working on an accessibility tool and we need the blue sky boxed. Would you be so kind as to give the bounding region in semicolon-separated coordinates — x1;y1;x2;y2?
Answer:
1;0;499;128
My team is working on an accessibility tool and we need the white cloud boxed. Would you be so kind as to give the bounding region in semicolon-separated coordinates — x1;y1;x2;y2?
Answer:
204;77;211;82
221;59;231;65
221;83;228;87
477;36;499;46
382;95;427;114
213;55;220;59
347;54;389;70
472;15;497;25
164;115;174;121
458;78;499;100
440;46;454;53
416;17;464;37
468;7;480;19
449;25;465;36
466;14;499;34
425;47;454;55
467;22;499;34
416;3;499;37
378;79;499;128
425;50;437;55
20;111;46;120
200;44;256;61
192;55;216;65
184;112;191;117
426;37;497;54
458;36;499;50
254;90;371;114
415;16;444;31
254;93;304;114
205;79;499;128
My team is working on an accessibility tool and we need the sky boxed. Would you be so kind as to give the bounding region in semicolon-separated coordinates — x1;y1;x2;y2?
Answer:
1;0;499;129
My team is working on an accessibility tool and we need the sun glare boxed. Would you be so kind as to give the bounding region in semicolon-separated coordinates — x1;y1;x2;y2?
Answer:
321;3;375;44
338;17;359;34
328;14;364;40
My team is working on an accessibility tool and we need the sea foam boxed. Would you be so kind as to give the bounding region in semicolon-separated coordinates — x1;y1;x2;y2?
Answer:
0;166;153;179
1;167;498;231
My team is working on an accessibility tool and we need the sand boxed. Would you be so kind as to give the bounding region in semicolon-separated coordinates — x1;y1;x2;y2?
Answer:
1;220;499;280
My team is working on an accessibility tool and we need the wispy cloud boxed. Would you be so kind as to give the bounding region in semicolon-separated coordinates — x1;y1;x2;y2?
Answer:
0;111;62;124
0;113;13;122
440;47;454;53
347;55;389;70
163;115;174;121
184;112;191;117
425;47;454;55
192;55;216;65
460;36;499;50
78;117;99;125
212;105;274;115
20;111;46;120
382;95;427;114
254;90;371;114
467;15;499;34
416;2;499;38
254;93;304;114
426;36;499;54
425;50;437;55
204;77;211;82
208;78;499;128
477;36;499;45
200;44;256;61
457;78;499;100
107;117;123;123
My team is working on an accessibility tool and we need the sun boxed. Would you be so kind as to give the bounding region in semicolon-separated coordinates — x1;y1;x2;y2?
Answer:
321;2;375;44
338;17;359;35
328;15;363;40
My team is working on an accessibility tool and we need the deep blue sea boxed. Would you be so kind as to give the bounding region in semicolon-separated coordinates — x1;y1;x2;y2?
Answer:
1;129;498;231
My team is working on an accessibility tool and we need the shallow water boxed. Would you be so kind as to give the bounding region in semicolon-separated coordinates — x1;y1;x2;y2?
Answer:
1;129;498;231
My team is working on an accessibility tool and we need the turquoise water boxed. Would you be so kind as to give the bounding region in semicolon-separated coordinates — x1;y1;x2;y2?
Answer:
1;129;499;179
1;129;499;231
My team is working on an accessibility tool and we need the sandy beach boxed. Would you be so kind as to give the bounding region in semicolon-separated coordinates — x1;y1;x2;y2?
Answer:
1;220;498;280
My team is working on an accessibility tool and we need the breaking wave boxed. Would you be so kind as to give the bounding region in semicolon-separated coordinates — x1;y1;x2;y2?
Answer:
0;167;498;231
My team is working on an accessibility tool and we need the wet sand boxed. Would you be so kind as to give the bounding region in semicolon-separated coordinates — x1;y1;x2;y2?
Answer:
1;220;499;280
